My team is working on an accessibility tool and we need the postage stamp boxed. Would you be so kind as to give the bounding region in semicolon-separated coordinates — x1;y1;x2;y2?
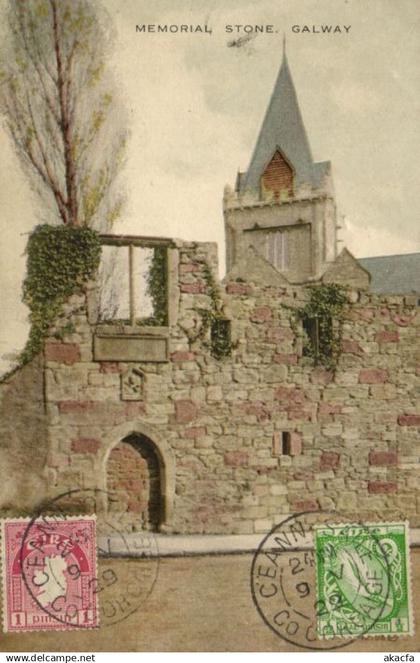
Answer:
1;515;98;632
250;511;409;650
315;521;413;639
3;488;161;631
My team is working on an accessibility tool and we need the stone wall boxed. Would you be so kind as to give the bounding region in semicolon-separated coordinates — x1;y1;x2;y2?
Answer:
0;357;48;511
1;238;419;533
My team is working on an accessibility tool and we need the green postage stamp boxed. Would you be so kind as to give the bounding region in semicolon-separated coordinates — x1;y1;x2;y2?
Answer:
315;521;413;639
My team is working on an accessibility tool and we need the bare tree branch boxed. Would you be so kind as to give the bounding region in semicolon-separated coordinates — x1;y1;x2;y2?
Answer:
0;0;127;230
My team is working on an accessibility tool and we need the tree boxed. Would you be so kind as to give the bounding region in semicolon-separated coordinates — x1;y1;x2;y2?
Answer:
0;0;126;229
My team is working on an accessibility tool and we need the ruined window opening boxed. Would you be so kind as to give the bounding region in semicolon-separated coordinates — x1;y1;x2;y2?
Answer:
265;231;288;271
302;315;333;362
282;431;292;455
97;237;169;325
210;318;232;359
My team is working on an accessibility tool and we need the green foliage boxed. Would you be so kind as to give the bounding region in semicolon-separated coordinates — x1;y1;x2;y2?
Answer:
20;224;101;364
146;246;168;325
201;262;233;360
297;283;347;370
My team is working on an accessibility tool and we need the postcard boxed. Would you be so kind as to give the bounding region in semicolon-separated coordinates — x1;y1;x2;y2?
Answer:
0;0;419;653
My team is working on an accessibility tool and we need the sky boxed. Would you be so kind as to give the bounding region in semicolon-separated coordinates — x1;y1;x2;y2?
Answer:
1;0;420;371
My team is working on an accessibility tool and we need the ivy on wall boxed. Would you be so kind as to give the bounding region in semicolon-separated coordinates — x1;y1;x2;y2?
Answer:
180;259;234;360
296;283;347;370
145;246;168;326
201;262;234;360
20;224;101;365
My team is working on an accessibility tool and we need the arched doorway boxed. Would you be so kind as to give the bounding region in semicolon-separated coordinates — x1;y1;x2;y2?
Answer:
106;434;162;531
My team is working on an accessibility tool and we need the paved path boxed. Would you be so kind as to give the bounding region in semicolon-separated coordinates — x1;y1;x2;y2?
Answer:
3;550;420;652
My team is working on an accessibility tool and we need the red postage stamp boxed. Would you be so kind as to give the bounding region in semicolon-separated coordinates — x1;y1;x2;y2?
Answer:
1;516;98;632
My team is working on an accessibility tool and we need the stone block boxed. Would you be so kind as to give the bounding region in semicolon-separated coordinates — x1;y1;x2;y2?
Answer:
99;362;121;374
260;365;288;383
398;414;420;426
310;369;334;385
233;521;254;534
224;451;248;467
175;400;198;423
273;353;298;365
250;307;272;323
171;351;196;362
270;484;288;496
375;331;399;343
226;282;252;295
94;334;168;362
368;481;397;494
319;402;342;416
71;437;101;454
45;342;81;365
341;339;364;355
207;386;223;401
184;427;206;439
289;432;302;456
320;452;340;470
180;282;206;294
179;263;201;273
292;500;318;512
369;451;398;466
266;327;294;343
359;368;388;384
254;519;273;533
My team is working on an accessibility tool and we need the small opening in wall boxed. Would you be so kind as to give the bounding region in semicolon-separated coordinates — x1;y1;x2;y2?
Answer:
302;315;333;361
210;318;232;359
282;431;291;455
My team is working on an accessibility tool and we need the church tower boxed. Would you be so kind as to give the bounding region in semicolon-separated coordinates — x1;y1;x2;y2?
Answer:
224;45;338;283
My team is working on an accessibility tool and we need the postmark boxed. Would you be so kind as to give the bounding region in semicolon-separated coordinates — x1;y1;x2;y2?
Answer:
315;521;413;638
2;515;98;632
250;511;400;650
2;488;160;632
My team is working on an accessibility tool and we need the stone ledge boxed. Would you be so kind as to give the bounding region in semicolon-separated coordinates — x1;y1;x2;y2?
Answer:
98;529;420;558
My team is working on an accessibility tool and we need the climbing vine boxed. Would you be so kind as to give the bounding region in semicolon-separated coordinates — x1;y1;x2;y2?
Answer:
201;262;235;360
296;283;347;370
180;260;234;360
145;246;168;325
19;224;101;366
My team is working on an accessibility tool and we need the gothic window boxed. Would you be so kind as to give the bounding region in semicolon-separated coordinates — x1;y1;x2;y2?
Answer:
265;231;289;271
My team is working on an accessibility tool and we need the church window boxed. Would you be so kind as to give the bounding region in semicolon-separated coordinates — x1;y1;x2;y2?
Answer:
265;231;288;271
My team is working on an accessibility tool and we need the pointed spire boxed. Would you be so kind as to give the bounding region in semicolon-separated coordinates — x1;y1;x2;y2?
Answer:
241;46;317;193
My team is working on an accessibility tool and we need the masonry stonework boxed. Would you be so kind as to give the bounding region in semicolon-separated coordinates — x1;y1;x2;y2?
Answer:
1;48;419;536
1;238;418;533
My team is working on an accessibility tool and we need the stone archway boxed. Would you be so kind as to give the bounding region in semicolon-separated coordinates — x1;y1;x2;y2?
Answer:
101;420;175;532
106;434;162;532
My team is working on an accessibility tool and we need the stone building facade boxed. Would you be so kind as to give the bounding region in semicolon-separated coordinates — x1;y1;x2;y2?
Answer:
0;50;419;534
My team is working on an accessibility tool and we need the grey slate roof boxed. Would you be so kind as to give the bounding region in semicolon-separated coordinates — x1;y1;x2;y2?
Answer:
240;51;327;193
359;253;420;294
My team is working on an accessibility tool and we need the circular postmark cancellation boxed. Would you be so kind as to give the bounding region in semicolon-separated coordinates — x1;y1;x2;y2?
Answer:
19;488;160;630
250;511;399;650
